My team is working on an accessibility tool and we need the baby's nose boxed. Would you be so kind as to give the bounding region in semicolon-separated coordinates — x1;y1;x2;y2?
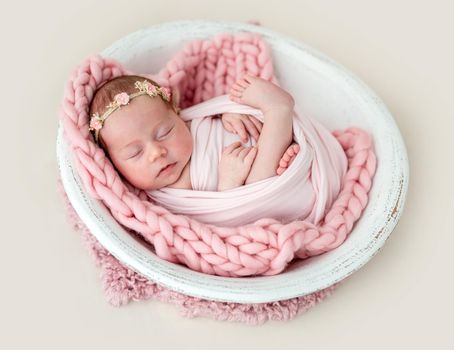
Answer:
148;145;167;161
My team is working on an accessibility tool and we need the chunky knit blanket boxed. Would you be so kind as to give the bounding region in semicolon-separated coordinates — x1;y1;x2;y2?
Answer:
59;32;376;279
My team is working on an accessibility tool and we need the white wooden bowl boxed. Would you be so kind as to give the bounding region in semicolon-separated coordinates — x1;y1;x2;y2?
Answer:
56;20;409;304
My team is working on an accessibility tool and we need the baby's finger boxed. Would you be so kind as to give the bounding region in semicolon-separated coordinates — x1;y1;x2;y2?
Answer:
248;115;263;132
231;119;248;142
238;146;254;159
221;119;235;134
223;141;242;153
231;145;245;156
244;146;258;163
240;115;260;142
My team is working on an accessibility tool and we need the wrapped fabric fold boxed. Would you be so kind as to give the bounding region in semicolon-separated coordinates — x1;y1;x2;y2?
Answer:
146;94;348;227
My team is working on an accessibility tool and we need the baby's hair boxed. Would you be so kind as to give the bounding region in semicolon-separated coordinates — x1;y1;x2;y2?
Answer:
89;75;176;156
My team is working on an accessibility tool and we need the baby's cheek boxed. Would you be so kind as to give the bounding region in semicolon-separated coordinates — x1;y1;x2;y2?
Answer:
176;127;193;157
116;162;144;188
184;134;193;158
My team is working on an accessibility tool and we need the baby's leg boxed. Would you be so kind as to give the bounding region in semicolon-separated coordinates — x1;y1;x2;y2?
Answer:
276;143;300;175
229;74;294;113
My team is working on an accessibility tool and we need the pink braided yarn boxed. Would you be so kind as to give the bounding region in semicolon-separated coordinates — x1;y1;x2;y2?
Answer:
58;32;376;278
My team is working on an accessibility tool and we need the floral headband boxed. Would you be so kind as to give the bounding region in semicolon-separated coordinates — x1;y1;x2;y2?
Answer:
89;80;173;144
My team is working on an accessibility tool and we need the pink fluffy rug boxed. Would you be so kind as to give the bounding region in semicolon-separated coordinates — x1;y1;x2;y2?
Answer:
57;177;340;324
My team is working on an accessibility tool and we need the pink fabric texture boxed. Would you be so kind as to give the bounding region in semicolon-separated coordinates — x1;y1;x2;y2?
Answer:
147;94;347;227
58;32;376;277
57;176;340;324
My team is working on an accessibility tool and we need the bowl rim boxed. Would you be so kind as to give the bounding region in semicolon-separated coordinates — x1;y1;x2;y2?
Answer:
56;19;409;304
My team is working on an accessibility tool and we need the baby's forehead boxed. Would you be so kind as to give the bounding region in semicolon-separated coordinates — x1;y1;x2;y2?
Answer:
130;94;168;112
102;100;169;143
113;97;170;125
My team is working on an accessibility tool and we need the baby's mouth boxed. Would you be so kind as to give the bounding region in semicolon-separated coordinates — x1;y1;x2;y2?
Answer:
158;162;176;176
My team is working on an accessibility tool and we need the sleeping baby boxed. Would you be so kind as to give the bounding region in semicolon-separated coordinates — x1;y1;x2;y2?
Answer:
89;74;300;192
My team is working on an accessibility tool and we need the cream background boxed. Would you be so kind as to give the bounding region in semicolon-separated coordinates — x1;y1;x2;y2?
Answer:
1;0;452;349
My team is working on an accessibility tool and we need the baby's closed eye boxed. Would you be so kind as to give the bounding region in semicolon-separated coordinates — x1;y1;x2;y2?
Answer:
159;127;173;138
125;127;174;159
128;149;142;159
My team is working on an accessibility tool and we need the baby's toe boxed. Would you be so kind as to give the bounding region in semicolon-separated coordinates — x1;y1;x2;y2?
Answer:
286;144;300;157
276;166;285;175
229;95;242;104
243;74;258;84
230;89;243;98
236;78;251;89
287;148;296;157
231;82;244;91
282;152;292;162
279;158;289;167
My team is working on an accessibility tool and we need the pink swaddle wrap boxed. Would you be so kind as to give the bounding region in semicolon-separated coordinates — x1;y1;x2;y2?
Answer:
146;94;348;227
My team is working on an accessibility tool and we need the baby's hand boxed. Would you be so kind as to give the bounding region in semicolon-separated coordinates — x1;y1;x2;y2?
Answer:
221;113;263;143
217;142;258;191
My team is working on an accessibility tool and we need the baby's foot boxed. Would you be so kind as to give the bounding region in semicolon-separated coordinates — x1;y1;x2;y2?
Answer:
276;143;300;175
229;74;294;113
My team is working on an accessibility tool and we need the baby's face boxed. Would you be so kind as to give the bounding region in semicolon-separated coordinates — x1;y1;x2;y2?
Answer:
99;95;192;191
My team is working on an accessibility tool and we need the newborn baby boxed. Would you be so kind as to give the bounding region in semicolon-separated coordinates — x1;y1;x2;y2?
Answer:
89;74;300;192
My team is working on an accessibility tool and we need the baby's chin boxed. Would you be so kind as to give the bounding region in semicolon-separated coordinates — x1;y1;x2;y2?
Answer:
139;175;176;191
137;183;163;192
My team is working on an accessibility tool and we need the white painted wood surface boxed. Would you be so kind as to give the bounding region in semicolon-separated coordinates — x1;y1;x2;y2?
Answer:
56;20;409;304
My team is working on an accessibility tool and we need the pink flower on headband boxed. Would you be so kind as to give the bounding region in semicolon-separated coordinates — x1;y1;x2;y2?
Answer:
89;114;103;131
114;92;130;105
143;82;158;95
160;87;171;101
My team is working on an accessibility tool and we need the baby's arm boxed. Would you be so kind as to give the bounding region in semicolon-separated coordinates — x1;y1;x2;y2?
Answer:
244;108;293;184
229;75;294;185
